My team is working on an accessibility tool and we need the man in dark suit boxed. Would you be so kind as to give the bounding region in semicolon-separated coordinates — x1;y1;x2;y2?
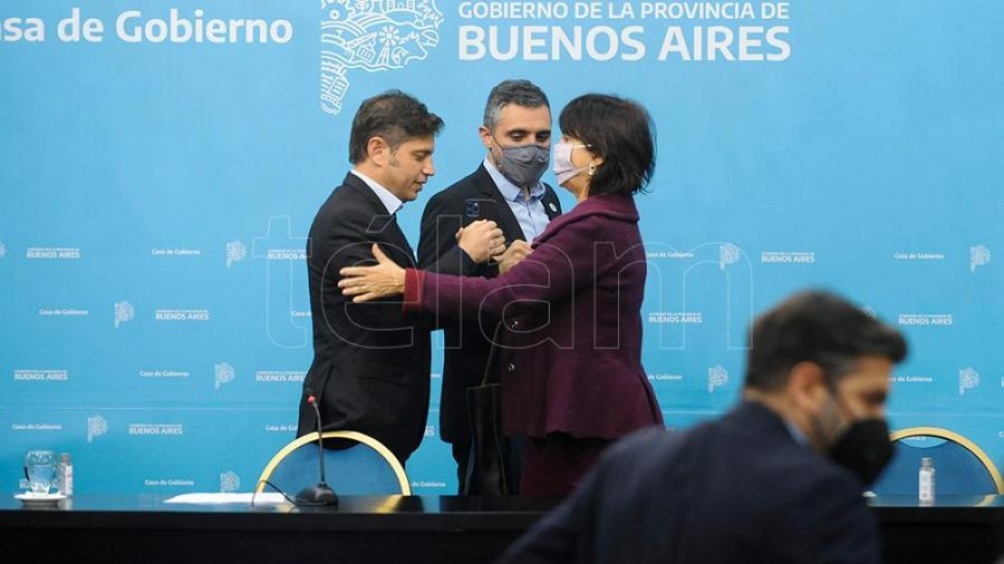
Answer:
498;290;908;563
298;90;503;464
417;79;562;492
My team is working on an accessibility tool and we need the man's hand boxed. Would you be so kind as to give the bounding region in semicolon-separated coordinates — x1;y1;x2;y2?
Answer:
494;239;533;274
457;219;506;264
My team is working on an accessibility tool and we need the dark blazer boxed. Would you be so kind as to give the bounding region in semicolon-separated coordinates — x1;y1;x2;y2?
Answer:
416;164;562;445
497;401;881;564
407;193;662;440
298;173;431;463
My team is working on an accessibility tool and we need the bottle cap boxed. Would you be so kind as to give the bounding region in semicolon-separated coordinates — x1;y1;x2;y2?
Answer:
921;457;933;466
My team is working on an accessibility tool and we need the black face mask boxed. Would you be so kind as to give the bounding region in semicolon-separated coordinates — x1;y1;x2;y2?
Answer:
828;418;894;486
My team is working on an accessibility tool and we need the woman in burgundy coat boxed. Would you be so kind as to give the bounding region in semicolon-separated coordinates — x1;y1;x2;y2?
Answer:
340;94;664;496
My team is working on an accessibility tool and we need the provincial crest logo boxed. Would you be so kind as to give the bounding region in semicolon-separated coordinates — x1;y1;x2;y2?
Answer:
114;301;135;329
970;244;990;272
214;362;236;390
220;471;241;493
708;365;729;393
320;0;444;115
718;244;740;270
226;240;247;268
87;414;109;443
958;367;980;396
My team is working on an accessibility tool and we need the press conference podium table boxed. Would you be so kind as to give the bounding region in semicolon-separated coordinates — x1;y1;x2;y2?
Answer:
1;494;1001;564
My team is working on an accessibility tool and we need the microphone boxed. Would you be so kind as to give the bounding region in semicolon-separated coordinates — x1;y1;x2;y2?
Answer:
295;390;339;506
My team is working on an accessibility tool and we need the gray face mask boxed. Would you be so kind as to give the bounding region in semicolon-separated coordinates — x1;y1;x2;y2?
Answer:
495;141;549;188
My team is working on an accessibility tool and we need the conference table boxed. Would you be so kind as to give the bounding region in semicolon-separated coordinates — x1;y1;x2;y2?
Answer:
2;494;1001;563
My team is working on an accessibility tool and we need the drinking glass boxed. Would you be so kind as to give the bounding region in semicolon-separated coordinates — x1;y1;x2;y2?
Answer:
24;450;58;495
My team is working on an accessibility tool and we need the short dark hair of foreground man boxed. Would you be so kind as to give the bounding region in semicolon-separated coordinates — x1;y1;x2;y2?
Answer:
497;289;907;564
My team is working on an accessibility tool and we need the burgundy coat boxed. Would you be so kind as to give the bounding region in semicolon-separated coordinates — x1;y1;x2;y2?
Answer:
405;194;663;440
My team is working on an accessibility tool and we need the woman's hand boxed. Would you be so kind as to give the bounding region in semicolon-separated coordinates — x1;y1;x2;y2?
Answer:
338;244;406;303
494;239;533;274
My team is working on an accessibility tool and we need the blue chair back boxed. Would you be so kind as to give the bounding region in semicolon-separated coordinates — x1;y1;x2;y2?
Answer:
256;431;411;495
871;428;1003;496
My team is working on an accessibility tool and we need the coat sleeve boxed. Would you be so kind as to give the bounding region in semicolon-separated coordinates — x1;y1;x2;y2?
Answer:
316;207;418;333
494;462;603;564
810;476;882;564
417;214;608;321
492;430;658;564
417;191;482;276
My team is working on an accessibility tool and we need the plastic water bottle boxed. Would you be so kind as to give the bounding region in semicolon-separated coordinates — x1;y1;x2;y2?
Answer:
57;452;74;496
918;457;935;505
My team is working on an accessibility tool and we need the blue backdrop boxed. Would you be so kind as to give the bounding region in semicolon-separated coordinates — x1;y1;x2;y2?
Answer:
1;0;1001;496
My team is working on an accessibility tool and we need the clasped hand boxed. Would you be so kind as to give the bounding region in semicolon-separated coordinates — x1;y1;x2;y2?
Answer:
456;219;506;263
340;220;534;303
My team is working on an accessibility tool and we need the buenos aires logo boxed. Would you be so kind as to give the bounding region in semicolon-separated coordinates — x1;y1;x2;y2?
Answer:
718;243;740;270
226;240;247;268
87;414;109;443
320;0;444;115
214;362;236;390
707;365;729;393
114;301;135;329
220;471;241;493
958;367;980;396
970;244;990;272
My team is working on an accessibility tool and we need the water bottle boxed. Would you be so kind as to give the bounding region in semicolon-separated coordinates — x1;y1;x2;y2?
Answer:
57;452;74;496
918;457;935;505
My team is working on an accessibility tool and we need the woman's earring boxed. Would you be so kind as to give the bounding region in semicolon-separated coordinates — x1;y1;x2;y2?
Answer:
587;163;596;176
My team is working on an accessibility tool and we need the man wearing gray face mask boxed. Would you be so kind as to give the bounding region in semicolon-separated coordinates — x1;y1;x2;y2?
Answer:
417;79;562;494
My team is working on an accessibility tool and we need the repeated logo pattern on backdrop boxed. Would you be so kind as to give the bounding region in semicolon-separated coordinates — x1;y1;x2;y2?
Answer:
1;0;1002;495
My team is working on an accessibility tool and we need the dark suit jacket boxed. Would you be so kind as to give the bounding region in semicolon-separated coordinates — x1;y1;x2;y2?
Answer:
416;164;562;445
407;193;662;440
297;173;431;463
497;401;881;564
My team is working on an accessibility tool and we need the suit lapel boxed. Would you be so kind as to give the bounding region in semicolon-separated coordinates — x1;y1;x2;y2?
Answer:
473;165;525;243
385;214;415;260
342;173;416;264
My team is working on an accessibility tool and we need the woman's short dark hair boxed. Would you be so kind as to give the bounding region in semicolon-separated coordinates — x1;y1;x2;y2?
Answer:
349;90;444;165
744;290;908;391
558;94;655;196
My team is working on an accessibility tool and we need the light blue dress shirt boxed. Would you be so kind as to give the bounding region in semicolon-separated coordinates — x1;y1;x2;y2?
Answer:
351;169;403;215
483;157;551;242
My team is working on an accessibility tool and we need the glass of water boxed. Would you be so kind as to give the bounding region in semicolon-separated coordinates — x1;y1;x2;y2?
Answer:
24;450;58;495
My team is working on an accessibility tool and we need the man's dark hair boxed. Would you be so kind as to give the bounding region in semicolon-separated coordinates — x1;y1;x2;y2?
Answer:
349;90;444;165
483;79;550;132
558;94;655;197
744;290;908;391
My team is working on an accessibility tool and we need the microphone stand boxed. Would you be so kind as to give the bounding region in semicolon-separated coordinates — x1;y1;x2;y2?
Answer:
295;392;339;506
